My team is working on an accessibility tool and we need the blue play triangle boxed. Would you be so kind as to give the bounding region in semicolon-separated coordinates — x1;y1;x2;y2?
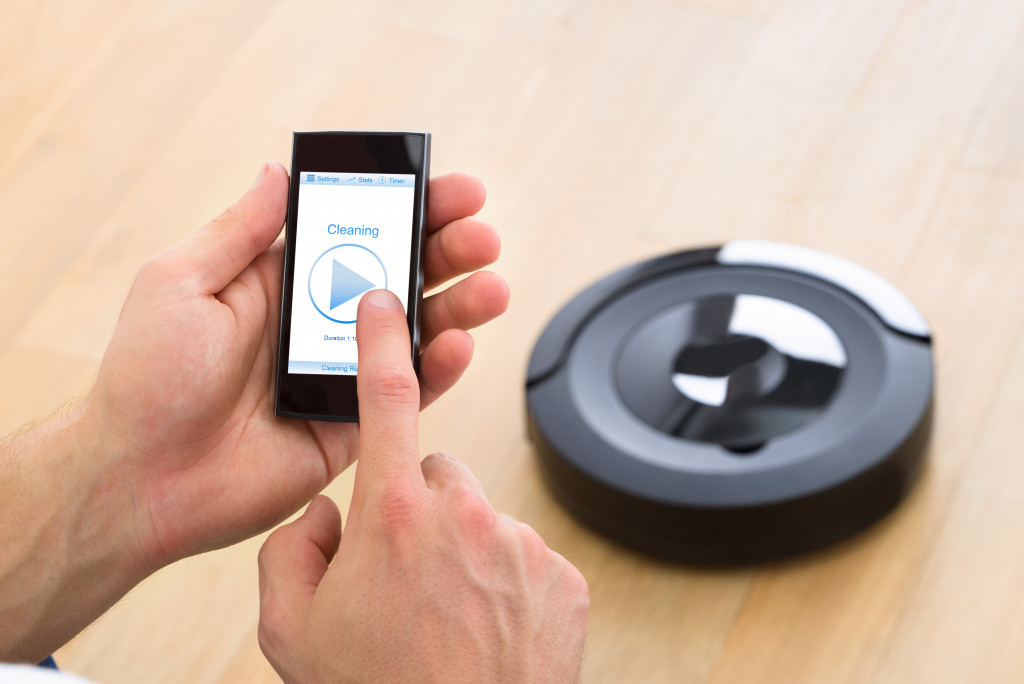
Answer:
330;259;375;309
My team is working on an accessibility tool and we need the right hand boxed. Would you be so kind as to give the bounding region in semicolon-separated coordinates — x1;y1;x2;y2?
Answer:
256;289;590;683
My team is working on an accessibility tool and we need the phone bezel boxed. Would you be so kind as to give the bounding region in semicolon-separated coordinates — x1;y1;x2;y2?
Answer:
275;130;429;421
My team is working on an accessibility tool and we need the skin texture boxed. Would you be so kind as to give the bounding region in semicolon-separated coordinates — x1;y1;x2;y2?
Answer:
257;290;590;683
0;163;514;663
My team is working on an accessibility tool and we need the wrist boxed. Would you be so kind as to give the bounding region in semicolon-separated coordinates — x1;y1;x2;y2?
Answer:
71;400;163;576
0;403;155;661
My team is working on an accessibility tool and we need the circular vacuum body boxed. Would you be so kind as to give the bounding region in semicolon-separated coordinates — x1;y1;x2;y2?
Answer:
526;241;933;563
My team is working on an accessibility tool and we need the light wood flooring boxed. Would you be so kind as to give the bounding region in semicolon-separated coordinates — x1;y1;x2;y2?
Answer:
2;0;1024;681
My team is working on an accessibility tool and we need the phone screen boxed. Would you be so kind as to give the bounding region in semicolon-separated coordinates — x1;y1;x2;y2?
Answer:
276;131;429;422
287;171;416;376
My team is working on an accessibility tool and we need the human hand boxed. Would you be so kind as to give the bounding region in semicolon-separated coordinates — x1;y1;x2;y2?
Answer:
82;162;508;568
257;290;589;683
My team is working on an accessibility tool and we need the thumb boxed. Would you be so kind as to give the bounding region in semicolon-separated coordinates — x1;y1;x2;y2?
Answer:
169;161;289;295
258;496;342;650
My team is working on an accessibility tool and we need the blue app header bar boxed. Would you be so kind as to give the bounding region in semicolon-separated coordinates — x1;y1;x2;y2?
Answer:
300;171;415;188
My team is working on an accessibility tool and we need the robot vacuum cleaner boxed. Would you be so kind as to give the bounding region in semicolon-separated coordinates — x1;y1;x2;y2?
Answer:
526;241;933;563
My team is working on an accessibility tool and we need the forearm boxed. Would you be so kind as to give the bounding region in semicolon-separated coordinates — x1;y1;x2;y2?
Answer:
0;406;152;663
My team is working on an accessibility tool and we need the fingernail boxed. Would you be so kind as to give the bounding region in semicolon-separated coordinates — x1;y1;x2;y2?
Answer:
251;162;270;188
364;289;401;309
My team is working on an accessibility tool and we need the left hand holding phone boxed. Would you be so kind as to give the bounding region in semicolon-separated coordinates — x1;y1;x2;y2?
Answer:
0;161;507;662
84;160;509;568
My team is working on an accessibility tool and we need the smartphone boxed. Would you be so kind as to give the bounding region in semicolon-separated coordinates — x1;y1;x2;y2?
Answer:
275;131;430;421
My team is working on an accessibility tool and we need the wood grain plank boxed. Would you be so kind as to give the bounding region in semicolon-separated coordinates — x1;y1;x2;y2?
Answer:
963;29;1024;174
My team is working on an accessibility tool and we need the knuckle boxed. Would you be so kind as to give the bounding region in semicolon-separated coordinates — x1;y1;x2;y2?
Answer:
540;545;590;610
557;559;591;617
515;520;549;558
257;613;287;658
423;452;480;489
420;450;452;473
256;621;272;653
365;363;419;407
567;565;591;606
451;486;498;537
257;593;293;657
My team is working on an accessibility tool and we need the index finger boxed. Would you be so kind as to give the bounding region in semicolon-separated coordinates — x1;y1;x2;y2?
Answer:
426;172;486;233
353;289;425;494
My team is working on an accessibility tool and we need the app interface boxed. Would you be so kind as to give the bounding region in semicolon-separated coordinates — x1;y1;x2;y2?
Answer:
287;171;415;375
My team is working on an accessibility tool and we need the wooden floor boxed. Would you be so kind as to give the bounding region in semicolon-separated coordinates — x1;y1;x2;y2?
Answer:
3;0;1024;681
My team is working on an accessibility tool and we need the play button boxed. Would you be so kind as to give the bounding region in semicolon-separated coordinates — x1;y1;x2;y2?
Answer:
331;259;374;309
307;244;388;324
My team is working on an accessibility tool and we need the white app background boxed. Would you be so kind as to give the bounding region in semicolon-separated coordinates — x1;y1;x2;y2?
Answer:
288;172;415;375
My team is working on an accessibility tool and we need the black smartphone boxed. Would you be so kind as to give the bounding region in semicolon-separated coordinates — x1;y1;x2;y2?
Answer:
275;130;430;421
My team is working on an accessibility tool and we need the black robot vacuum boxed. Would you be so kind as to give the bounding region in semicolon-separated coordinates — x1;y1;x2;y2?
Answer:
526;241;933;564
